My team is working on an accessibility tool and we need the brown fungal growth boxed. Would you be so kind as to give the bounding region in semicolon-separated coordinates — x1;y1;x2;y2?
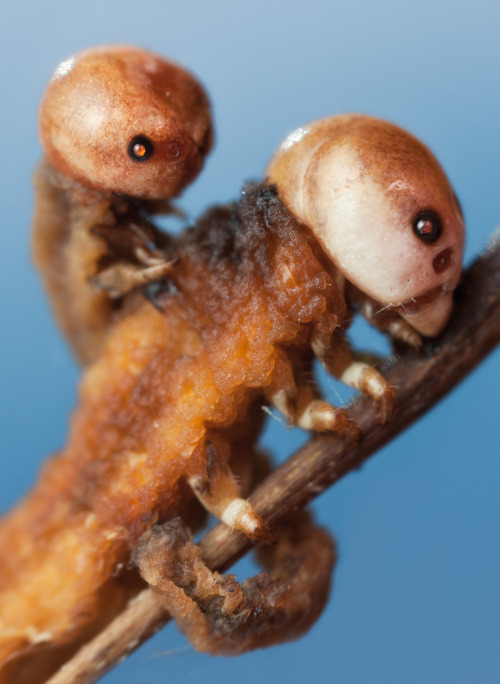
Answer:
134;512;335;655
0;112;465;681
0;187;344;682
33;45;213;364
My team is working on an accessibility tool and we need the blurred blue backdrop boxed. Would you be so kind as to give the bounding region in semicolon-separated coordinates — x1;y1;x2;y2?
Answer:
1;1;499;682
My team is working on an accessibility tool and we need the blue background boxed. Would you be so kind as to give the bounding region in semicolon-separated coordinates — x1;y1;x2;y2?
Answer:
1;1;499;682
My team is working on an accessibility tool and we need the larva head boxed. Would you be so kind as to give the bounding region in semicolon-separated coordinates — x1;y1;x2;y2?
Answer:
39;45;213;200
266;115;464;337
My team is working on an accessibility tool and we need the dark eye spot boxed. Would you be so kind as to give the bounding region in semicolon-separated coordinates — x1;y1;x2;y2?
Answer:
167;142;181;159
128;135;154;162
433;248;452;274
412;209;442;245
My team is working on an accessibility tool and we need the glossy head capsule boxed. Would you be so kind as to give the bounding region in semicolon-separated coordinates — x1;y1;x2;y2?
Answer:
39;45;213;199
266;114;465;337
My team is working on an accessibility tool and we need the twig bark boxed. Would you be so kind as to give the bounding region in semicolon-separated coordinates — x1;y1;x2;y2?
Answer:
47;233;500;684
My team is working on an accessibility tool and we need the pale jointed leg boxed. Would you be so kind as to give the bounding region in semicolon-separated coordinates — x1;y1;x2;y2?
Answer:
265;350;360;440
311;328;395;424
187;438;274;544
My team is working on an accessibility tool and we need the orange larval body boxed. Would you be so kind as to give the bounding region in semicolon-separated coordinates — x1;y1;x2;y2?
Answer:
2;47;466;675
0;187;341;680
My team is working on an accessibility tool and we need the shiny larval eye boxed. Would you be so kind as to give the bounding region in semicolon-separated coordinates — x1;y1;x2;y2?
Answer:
128;135;154;162
412;209;442;244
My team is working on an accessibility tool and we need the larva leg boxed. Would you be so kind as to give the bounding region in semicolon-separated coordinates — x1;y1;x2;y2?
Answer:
133;511;335;655
311;328;395;424
91;259;175;299
266;351;360;440
359;296;422;349
346;284;422;349
188;439;274;544
90;220;176;298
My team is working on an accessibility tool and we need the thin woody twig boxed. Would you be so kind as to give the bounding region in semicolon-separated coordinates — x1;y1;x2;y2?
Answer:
47;234;500;684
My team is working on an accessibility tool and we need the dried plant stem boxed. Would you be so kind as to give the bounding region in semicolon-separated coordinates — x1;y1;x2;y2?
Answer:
47;236;500;684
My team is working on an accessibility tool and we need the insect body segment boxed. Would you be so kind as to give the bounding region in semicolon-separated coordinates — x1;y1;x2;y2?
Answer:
38;45;212;199
0;187;345;681
266;114;465;338
33;45;213;364
1;61;465;682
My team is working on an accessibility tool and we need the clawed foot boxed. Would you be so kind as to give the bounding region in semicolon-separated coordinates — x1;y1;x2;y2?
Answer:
373;383;395;424
220;498;275;544
188;440;276;545
91;259;175;298
341;361;394;424
297;400;361;441
358;367;394;424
